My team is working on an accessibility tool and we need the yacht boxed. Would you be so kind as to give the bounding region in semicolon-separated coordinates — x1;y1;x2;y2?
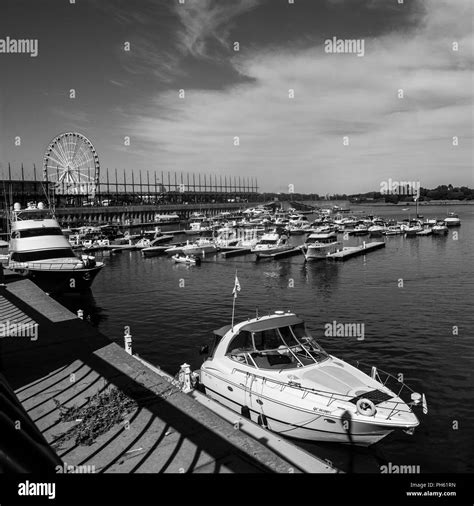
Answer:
198;311;425;445
251;232;292;258
432;222;449;235
444;213;461;227
384;225;403;236
303;232;341;260
6;202;104;293
404;220;423;237
165;238;217;256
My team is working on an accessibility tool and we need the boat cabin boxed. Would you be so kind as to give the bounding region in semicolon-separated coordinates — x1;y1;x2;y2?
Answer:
305;232;337;245
208;314;329;371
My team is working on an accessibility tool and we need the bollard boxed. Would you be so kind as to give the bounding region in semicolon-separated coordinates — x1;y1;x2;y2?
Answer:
363;241;366;249
77;309;84;320
124;328;132;355
178;363;192;393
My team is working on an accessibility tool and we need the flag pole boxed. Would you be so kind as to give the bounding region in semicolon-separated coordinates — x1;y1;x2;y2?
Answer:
231;269;238;331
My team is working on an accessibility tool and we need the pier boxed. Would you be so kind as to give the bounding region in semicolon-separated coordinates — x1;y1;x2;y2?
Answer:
326;241;386;261
0;279;337;474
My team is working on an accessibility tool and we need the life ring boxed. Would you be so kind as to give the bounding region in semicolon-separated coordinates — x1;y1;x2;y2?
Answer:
356;398;376;417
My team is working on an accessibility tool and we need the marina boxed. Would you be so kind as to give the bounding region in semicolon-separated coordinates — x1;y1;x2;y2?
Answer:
1;2;472;503
32;202;471;476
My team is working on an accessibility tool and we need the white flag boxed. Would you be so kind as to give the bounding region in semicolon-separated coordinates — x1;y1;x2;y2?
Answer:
232;274;241;297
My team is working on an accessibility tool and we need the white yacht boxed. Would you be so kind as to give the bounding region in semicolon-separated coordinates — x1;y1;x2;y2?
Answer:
6;202;104;293
444;213;461;227
198;311;424;446
251;232;292;258
432;222;449;235
303;232;340;260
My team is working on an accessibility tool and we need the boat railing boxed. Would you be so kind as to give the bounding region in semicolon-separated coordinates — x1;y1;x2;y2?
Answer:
9;261;84;271
229;364;418;420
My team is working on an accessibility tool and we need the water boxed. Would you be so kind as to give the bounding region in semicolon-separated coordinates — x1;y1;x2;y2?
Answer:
55;205;474;473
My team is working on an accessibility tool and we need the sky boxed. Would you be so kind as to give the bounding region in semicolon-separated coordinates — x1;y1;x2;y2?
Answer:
0;0;472;194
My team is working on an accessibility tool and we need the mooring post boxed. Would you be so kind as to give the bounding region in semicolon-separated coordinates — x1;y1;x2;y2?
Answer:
77;309;84;320
124;327;133;355
178;363;192;393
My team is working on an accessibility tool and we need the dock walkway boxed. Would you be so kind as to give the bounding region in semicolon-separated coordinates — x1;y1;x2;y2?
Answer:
0;280;336;474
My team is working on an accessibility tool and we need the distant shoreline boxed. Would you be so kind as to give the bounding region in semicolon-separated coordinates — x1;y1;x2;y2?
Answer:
300;200;474;207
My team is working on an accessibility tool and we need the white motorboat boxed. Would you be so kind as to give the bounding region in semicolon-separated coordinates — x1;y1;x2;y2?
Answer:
6;202;104;293
432;222;449;235
198;311;425;446
368;225;385;237
181;238;217;256
251;232;292;258
304;232;341;260
384;225;402;236
172;254;201;265
404;220;423;237
444;213;461;227
416;226;432;236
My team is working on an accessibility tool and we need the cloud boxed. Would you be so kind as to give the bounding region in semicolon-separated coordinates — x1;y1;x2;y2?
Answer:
126;0;473;193
173;0;260;58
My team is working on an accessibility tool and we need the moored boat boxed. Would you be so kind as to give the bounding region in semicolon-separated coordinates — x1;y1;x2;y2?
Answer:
432;222;449;235
6;202;104;293
303;232;341;260
198;311;425;446
251;232;292;258
444;212;461;227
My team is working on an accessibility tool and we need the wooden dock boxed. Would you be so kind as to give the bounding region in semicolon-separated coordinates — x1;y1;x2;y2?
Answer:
0;279;338;474
326;241;385;261
256;246;304;260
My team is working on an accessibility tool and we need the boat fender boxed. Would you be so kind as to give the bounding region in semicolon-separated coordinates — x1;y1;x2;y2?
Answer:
356;398;376;417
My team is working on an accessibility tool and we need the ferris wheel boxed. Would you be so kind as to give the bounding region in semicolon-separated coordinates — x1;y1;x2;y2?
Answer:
43;132;100;196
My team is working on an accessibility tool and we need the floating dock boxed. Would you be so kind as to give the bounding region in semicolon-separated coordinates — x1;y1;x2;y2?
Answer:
326;241;385;261
256;246;304;260
0;279;338;474
220;247;252;258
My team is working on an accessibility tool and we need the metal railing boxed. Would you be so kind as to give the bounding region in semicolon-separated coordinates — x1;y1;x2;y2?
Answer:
228;363;421;421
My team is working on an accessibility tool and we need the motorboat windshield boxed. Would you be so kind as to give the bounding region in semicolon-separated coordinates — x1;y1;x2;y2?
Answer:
225;321;329;370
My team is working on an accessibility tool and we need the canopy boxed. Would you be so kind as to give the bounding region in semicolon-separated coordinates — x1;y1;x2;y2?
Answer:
240;315;303;332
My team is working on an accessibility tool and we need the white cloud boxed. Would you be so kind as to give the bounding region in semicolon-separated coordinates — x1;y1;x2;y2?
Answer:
174;0;260;57
128;0;473;193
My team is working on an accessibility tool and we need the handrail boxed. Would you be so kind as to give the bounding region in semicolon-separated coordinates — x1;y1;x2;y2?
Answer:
228;363;418;419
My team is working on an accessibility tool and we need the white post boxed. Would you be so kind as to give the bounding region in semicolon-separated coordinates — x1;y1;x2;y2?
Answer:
77;309;84;320
363;241;366;249
124;328;132;355
179;363;192;393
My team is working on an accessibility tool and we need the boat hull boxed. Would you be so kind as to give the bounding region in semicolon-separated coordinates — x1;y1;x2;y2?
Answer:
10;264;104;293
305;243;340;260
200;370;395;446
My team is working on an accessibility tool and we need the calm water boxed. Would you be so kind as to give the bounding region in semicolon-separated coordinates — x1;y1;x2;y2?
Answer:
56;205;474;473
